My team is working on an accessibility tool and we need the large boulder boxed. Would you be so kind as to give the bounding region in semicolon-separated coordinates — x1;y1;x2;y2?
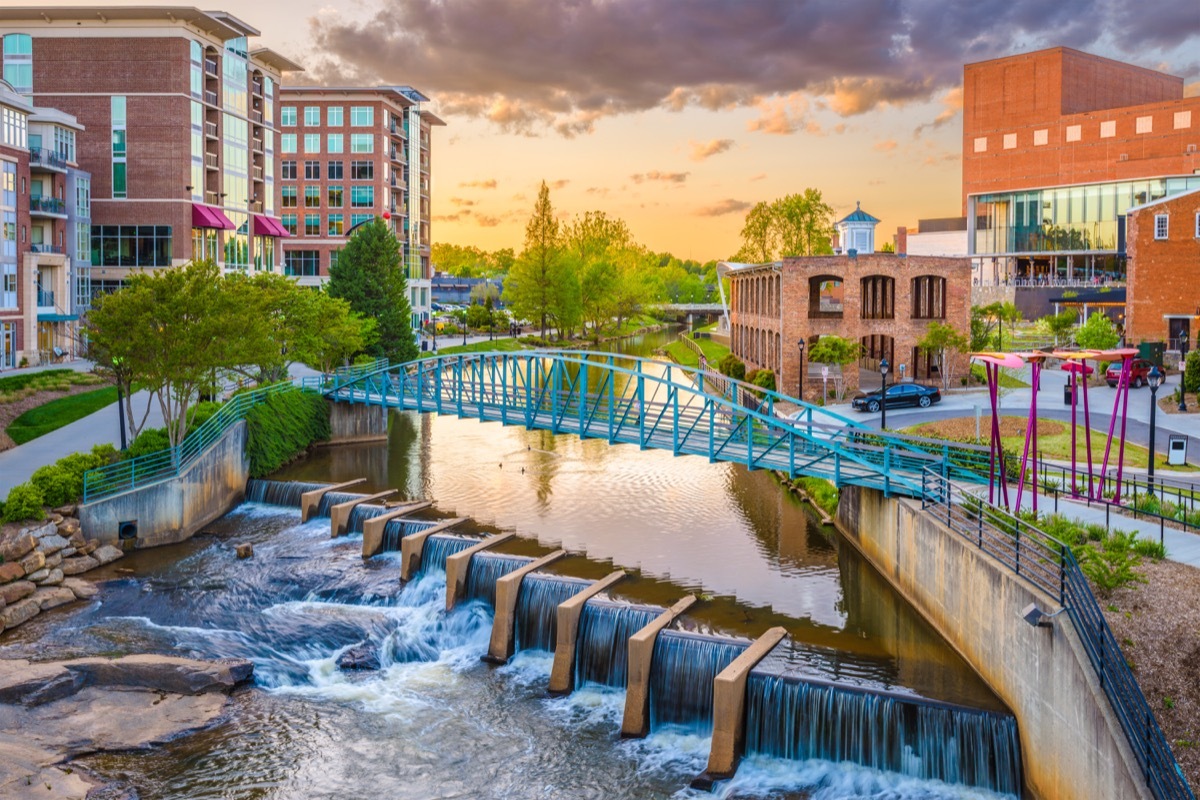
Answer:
43;552;62;569
35;533;69;556
19;551;45;577
0;563;24;584
336;642;381;671
91;545;125;566
0;581;34;605
0;659;83;706
52;505;77;518
0;533;35;564
33;586;75;611
61;578;98;601
24;568;48;584
62;655;254;695
60;555;99;576
0;598;39;630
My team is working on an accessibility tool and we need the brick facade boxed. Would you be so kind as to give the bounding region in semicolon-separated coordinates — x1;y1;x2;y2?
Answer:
1125;190;1200;349
728;255;971;401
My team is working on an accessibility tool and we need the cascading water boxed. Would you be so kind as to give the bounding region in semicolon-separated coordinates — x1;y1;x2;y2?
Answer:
244;479;327;507
419;534;479;572
346;503;393;534
315;490;366;517
573;600;660;689
464;552;533;606
744;672;1023;796
513;574;592;653
649;630;749;734
381;518;440;552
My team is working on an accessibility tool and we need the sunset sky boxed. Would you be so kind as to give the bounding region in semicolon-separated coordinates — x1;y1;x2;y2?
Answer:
63;0;1200;261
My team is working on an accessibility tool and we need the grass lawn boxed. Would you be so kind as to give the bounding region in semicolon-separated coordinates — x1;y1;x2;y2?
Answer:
7;385;119;444
969;363;1030;389
0;369;104;402
664;335;730;369
421;337;537;358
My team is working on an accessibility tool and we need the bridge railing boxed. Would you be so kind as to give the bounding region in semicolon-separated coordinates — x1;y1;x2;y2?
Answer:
920;469;1194;800
82;382;298;503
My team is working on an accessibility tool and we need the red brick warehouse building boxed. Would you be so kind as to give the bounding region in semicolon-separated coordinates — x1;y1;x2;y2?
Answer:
1124;188;1200;349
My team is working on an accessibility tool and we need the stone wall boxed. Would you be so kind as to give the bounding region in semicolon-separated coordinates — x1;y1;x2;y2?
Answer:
837;486;1152;800
78;421;249;549
327;400;388;445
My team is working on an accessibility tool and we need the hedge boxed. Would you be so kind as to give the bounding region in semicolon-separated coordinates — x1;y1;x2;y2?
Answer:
244;390;331;477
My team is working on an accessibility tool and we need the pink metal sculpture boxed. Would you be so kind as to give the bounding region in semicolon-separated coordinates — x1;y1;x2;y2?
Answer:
1012;352;1049;514
1095;348;1138;502
970;352;1022;509
1055;352;1096;498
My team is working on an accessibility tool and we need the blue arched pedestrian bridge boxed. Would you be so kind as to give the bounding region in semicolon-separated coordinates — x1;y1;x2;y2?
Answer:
304;350;991;498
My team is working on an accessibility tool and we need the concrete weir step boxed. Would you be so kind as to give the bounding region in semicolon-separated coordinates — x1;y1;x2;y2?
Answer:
548;570;627;695
330;490;398;538
361;501;434;558
299;479;366;523
621;594;698;738
691;626;789;790
483;550;568;665
397;517;470;581
442;533;516;609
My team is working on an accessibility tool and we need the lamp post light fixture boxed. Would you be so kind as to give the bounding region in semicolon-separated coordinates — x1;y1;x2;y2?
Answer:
879;357;890;431
1148;366;1163;490
797;339;805;400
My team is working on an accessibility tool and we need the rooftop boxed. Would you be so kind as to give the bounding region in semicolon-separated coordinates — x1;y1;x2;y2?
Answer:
838;202;880;225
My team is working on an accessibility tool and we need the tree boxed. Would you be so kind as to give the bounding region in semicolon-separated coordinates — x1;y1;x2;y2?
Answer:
807;335;861;401
917;321;970;391
505;181;573;338
327;218;417;363
879;241;896;253
298;291;377;375
1075;312;1120;351
1043;309;1078;347
732;201;776;262
564;210;633;338
970;305;997;352
773;189;834;257
469;281;499;306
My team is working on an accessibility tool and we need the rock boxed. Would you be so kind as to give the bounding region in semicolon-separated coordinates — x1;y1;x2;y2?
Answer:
60;555;99;575
20;522;56;540
52;505;77;517
63;655;254;695
0;532;35;563
62;578;98;601
59;546;76;558
68;531;86;549
336;643;381;671
19;550;45;576
0;659;81;706
25;568;48;583
87;783;141;800
0;562;24;584
44;552;62;569
80;540;99;555
92;545;124;566
0;598;39;630
47;513;63;525
33;586;75;611
36;569;64;587
0;581;35;604
235;543;254;559
35;533;69;555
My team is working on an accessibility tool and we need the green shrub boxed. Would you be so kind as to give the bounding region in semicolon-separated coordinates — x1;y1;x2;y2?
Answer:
718;354;746;381
188;401;222;430
2;482;44;522
751;369;776;393
1185;351;1200;394
796;476;839;516
1132;537;1167;561
29;464;77;508
124;427;171;459
1079;530;1147;596
244;389;331;477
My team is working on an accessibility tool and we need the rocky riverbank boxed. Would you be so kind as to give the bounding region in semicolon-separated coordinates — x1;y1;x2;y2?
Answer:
0;511;124;634
0;654;253;799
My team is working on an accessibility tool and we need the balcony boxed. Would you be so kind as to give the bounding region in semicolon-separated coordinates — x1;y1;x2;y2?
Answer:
390;148;406;164
29;197;66;216
205;152;219;170
28;147;67;172
205;121;218;139
250;110;263;124
204;90;218;106
205;191;221;205
252;166;263;181
252;138;263;154
36;288;55;309
252;79;263;96
30;244;64;255
204;58;218;77
249;200;263;213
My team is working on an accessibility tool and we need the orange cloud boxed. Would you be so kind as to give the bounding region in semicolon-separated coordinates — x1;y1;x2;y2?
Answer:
689;138;735;161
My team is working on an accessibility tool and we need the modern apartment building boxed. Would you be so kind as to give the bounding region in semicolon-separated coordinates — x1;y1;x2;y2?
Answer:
278;86;444;333
0;7;301;292
964;47;1200;286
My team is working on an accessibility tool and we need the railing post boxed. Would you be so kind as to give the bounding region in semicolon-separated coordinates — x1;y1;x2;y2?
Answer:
1015;518;1021;575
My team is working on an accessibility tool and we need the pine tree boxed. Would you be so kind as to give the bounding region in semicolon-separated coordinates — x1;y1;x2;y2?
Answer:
327;218;417;363
505;181;571;338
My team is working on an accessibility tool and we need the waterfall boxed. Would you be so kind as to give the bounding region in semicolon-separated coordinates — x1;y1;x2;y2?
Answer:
419;535;479;573
744;673;1023;795
346;503;393;535
315;490;366;517
649;630;748;734
573;600;661;689
464;552;534;606
381;519;440;552
244;479;327;507
513;574;592;653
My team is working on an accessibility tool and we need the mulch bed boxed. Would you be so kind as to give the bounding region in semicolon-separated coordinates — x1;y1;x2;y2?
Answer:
910;416;1065;441
1103;559;1200;789
0;382;113;452
1160;395;1200;415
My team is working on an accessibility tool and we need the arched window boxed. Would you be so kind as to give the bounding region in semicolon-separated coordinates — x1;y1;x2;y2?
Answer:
860;275;894;319
911;275;947;319
859;334;895;372
808;276;843;318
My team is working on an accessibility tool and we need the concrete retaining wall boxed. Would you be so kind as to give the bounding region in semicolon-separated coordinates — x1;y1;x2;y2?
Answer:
327;401;388;445
837;486;1152;800
79;423;249;549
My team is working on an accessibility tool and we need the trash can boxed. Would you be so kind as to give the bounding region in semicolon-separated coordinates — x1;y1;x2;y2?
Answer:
1168;434;1188;466
1138;341;1166;368
1063;381;1074;406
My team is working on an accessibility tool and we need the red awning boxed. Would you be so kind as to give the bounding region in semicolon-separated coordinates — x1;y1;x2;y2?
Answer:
191;203;236;230
252;214;291;238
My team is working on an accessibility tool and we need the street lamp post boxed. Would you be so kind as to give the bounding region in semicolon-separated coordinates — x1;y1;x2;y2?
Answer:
1148;366;1163;491
796;339;805;400
879;357;890;431
1180;363;1188;412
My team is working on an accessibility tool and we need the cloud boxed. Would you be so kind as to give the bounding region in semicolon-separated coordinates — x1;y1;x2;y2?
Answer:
696;198;751;217
749;173;767;182
630;171;690;184
549;179;570;189
585;186;610;196
873;139;898;152
689;138;735;161
914;86;963;136
449;197;476;206
460;179;498;189
309;0;1200;137
476;215;502;227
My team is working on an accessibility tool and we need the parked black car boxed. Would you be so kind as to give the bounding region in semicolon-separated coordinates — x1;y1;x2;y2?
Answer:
851;383;941;413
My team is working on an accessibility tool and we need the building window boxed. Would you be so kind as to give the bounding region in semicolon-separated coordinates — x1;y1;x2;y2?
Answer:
281;160;296;180
303;133;320;154
281;186;297;207
303;160;319;181
807;276;843;318
54;127;76;162
281;213;297;235
328;214;344;235
1194;212;1199;239
75;177;90;217
112;163;127;199
350;106;373;126
284;250;320;277
327;106;343;127
972;137;986;153
351;185;374;208
1002;133;1016;150
304;214;320;236
304;106;320;126
330;249;341;270
304;186;320;208
76;222;90;261
911;275;946;319
1176;111;1193;130
2;34;32;93
1033;129;1048;146
860;275;895;319
351;213;373;229
1065;125;1081;142
111;96;127;199
350;133;373;153
1;107;25;150
327;133;343;154
281;133;296;153
350;161;373;180
191;227;218;262
328;161;344;180
328;185;343;207
1155;214;1169;240
281;106;296;127
90;225;172;267
1100;120;1116;139
1136;116;1153;134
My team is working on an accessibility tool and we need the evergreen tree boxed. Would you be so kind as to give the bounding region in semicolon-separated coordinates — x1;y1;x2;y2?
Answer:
505;181;574;338
327;218;417;363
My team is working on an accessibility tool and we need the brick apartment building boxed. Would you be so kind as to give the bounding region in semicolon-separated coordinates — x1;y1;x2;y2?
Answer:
1124;188;1200;348
0;7;301;293
278;86;444;333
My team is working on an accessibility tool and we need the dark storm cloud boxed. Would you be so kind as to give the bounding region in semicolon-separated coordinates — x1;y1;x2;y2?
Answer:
310;0;1200;135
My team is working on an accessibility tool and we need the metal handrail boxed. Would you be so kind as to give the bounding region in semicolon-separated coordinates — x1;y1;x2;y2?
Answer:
920;469;1194;800
82;382;298;502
